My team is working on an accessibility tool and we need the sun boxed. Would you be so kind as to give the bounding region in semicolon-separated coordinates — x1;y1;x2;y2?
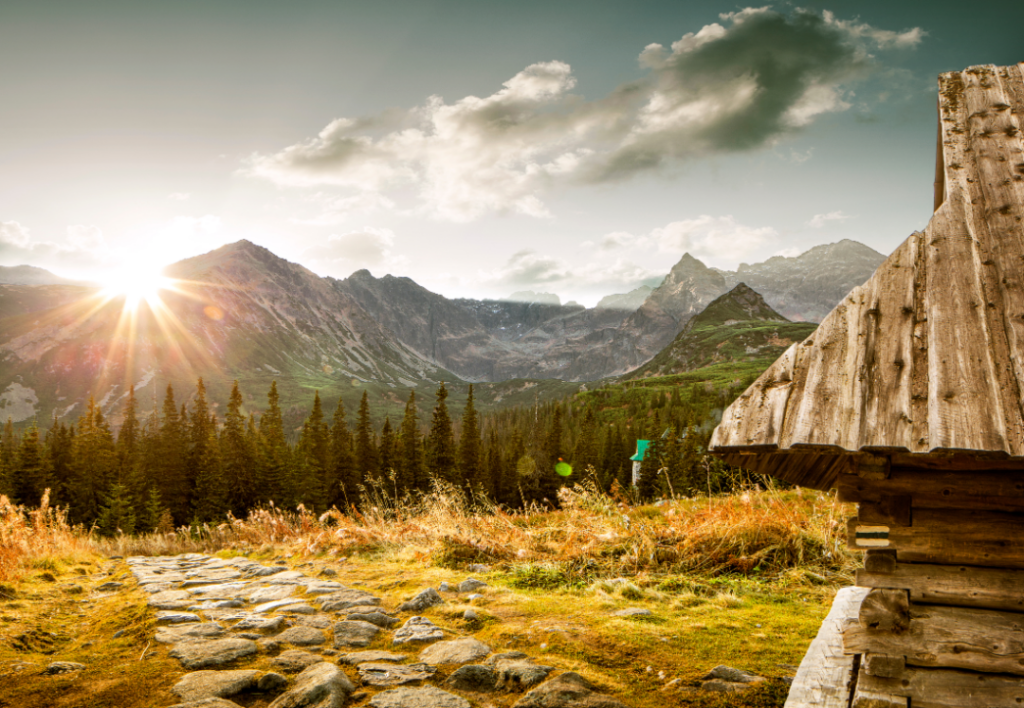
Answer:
100;268;174;309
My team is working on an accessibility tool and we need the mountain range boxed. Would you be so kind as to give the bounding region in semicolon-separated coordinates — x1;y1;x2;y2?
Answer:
0;239;883;426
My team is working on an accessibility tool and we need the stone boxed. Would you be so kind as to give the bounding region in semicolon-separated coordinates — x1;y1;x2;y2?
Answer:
270;625;327;647
293;614;333;629
245;565;286;578
42;661;85;675
466;594;483;602
254;599;305;614
259;672;290;693
157;611;202;624
512;672;629;708
358;662;437;687
188;583;251;597
444;665;497;692
348;611;398;628
172;670;260;702
368;686;471;708
169;638;259;669
398;588;442;613
438;582;451;593
96;581;123;592
332;620;380;648
492;657;555;691
700;679;751;693
279;604;316;615
419;638;490;665
156;623;227;644
232;615;287;633
343;605;391;616
190;600;245;611
304;581;345;596
338;650;407;665
316;590;381;613
457;579;487;593
149;591;195;610
268;662;354;708
700;666;762;684
463;609;478;621
169;698;244;708
393;617;444;645
250;585;296;603
320;568;337;577
272;649;323;674
466;564;490;573
612;608;652;617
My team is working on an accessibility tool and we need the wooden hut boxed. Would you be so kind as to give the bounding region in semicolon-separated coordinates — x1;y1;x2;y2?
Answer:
710;63;1024;708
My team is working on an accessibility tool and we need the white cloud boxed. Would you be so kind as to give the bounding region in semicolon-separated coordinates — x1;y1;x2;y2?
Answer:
291;192;397;226
248;8;923;221
808;210;853;227
0;221;32;249
303;227;407;275
0;221;112;274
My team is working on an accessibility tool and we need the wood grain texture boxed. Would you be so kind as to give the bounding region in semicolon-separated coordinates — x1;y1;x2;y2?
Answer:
784;586;869;708
710;64;1024;490
855;665;1024;708
857;561;1024;611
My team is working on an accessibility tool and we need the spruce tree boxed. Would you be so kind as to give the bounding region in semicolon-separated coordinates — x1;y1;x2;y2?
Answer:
377;416;397;492
13;422;47;506
0;417;15;498
457;384;481;492
186;378;214;512
44;417;74;506
221;381;255;515
66;399;117;524
257;381;291;508
483;428;501;499
96;482;136;536
397;390;424;493
426;382;456;485
155;385;188;523
328;397;357;509
353;391;377;499
296;391;329;510
192;422;227;522
117;386;140;476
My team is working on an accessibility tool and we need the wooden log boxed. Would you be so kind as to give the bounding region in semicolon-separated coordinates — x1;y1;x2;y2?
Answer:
858;497;911;527
849;509;1024;568
855;666;1024;708
858;589;909;632
857;561;1024;612
851;685;907;708
843;603;1024;676
784;586;869;708
838;469;1024;512
863;549;897;573
861;653;905;679
854;454;891;481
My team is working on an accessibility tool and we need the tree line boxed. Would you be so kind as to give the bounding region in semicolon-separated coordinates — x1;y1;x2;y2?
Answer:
0;375;750;535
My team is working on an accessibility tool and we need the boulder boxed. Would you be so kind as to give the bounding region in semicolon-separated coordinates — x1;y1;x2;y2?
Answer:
357;662;437;687
457;579;487;593
259;672;290;693
348;611;398;628
612;608;652;617
397;588;442;613
512;672;629;708
393;617;444;645
492;656;554;691
268;662;354;708
368;686;471;708
232;615;287;634
419;638;490;665
444;665;497;692
332;620;380;648
249;585;296;604
156;623;226;644
316;589;381;612
42;661;85;675
172;670;260;702
169;638;258;670
272;649;323;674
338;650;407;665
157;611;202;624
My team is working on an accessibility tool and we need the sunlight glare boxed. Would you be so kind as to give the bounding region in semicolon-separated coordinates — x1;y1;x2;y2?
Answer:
100;268;174;309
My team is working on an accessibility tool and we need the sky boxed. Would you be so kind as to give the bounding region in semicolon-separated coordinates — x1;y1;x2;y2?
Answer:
1;1;1022;306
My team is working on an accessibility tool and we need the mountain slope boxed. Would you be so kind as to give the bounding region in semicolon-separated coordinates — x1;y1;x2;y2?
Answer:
0;265;90;286
628;283;818;378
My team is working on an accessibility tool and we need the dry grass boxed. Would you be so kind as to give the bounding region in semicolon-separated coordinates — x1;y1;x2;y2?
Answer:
0;491;93;582
90;481;856;586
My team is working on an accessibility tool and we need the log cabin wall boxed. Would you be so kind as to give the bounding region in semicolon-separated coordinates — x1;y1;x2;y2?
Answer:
838;458;1024;708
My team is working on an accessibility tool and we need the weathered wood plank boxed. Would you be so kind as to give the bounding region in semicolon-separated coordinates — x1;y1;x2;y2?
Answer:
861;653;905;679
851;685;907;708
862;550;897;574
838;468;1024;512
858;498;911;527
855;665;1024;708
843;602;1024;676
783;586;868;708
856;561;1024;612
858;589;909;632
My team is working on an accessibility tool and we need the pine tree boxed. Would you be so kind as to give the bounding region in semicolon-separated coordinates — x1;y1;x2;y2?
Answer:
117;386;140;476
377;416;397;492
192;421;227;522
13;422;47;506
296;391;329;510
483;428;501;499
397;390;424;493
538;404;564;501
457;384;481;492
327;397;357;509
138;487;166;533
257;381;291;508
426;383;456;485
155;385;188;523
0;417;15;498
96;482;136;536
186;378;215;515
44;417;74;506
353;391;377;497
66;399;117;524
221;381;256;515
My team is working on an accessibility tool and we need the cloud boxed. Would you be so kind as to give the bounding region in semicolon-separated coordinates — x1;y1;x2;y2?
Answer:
808;210;852;227
481;249;570;287
0;221;112;273
168;192;191;201
249;8;922;221
303;227;407;275
0;221;32;249
291;192;396;226
598;215;777;264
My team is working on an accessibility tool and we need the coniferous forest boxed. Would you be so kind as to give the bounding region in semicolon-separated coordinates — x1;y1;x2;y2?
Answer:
0;376;753;535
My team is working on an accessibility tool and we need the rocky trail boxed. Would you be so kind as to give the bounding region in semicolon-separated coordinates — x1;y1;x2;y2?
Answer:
125;553;629;708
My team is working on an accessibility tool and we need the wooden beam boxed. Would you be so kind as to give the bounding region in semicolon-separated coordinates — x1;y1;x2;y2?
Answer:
857;561;1024;612
843;603;1024;676
858;589;910;632
851;686;907;708
855;666;1024;708
858;497;911;527
863;549;897;573
861;653;905;679
783;586;868;708
838;469;1024;512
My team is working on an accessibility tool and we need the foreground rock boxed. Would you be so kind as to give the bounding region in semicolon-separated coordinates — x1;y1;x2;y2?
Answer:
369;686;471;708
398;588;443;613
332;620;380;648
169;698;244;708
43;661;86;675
268;662;354;708
444;665;497;692
419;638;491;665
513;672;629;708
169;638;258;669
358;662;438;687
699;665;765;693
272;649;324;674
491;654;555;691
393;617;444;645
172;670;259;702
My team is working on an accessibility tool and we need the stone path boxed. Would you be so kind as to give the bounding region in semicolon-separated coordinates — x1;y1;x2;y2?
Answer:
128;553;629;708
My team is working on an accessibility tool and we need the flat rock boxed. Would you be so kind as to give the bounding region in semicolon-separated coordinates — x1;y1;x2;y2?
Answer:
332;620;380;648
700;665;762;684
317;590;381;613
348;612;398;628
260;672;290;693
268;661;354;708
190;600;245;611
368;686;470;708
156;623;227;644
169;638;258;669
700;679;753;693
342;605;389;616
157;611;202;624
149;590;194;610
279;604;317;615
493;657;554;691
96;581;123;592
269;625;326;647
172;670;260;702
42;661;86;675
338;650;407;665
253;599;304;614
397;588;442;613
393;617;444;645
293;615;333;629
169;698;245;708
612;608;652;617
512;672;628;708
456;579;487;594
188;583;251;597
358;662;437;687
304;581;345;595
272;649;324;674
250;585;296;603
232;615;287;634
419;638;491;665
444;665;497;692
